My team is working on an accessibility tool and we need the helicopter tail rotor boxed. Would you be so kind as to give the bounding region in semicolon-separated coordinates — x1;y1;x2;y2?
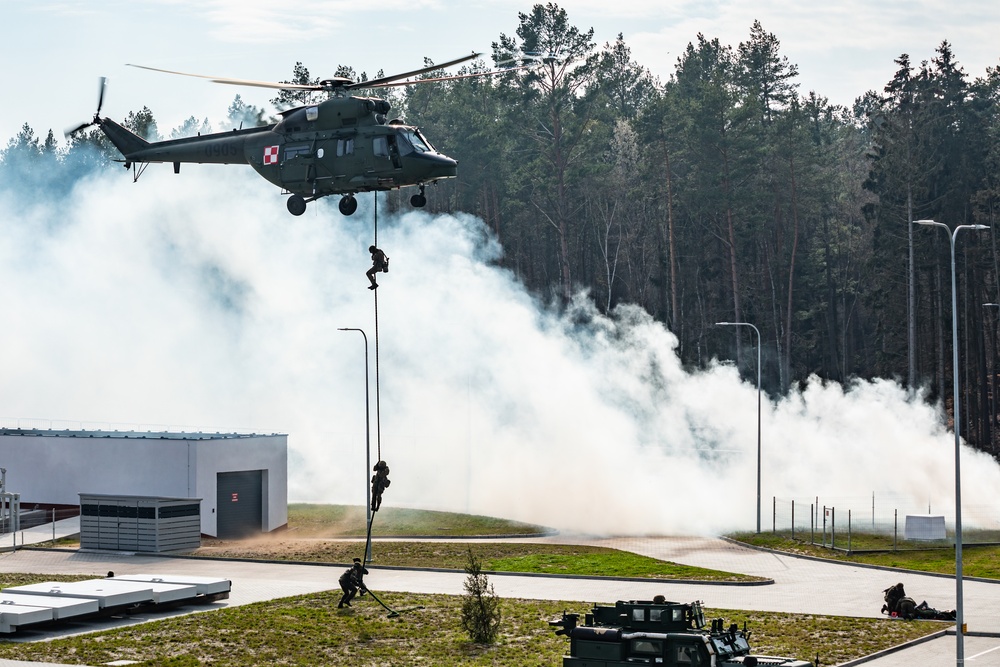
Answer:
66;76;107;137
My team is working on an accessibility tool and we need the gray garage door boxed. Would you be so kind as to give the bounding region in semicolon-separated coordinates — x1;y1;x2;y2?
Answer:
216;470;263;539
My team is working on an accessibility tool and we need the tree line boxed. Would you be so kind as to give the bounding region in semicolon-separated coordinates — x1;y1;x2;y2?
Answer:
4;3;1000;457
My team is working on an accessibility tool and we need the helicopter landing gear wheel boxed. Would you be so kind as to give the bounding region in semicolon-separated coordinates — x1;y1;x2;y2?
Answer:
410;185;427;208
339;194;358;216
286;194;307;216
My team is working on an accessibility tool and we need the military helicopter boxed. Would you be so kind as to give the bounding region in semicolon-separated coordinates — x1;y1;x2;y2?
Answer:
69;54;528;216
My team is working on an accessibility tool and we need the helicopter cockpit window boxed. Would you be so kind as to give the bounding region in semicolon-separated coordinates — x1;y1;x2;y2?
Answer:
306;107;319;122
337;139;354;157
395;129;432;156
408;130;432;152
373;137;389;158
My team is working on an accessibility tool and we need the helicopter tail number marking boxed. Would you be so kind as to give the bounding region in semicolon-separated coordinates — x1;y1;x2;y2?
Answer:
263;146;279;165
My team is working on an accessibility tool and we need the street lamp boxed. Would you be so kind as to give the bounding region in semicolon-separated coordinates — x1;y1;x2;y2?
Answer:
915;219;989;665
716;321;762;533
338;327;373;563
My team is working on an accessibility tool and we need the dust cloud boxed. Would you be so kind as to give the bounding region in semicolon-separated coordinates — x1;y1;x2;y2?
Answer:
1;166;998;535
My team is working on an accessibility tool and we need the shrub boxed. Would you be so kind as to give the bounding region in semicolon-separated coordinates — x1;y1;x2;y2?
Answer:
460;549;502;644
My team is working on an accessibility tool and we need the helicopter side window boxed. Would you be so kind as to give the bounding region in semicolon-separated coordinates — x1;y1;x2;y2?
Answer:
337;139;354;157
284;144;310;161
373;137;389;158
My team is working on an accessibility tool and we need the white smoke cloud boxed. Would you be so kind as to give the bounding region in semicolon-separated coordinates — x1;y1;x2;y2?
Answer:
2;165;999;536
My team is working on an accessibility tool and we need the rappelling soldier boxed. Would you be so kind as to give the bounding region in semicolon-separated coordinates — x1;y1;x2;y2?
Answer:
371;460;391;512
366;246;389;290
338;557;369;608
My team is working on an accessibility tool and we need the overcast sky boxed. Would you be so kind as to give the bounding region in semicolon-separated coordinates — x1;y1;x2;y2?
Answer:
2;0;998;144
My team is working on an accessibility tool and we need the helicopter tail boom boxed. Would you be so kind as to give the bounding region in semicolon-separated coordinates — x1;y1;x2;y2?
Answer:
99;119;265;167
97;117;151;158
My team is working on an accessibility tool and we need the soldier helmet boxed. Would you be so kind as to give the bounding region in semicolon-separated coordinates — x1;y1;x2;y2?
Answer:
369;245;376;252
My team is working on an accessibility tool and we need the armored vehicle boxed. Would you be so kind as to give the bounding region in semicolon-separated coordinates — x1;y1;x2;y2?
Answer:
549;599;813;666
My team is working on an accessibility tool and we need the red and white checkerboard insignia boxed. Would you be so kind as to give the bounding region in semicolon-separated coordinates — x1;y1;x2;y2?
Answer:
263;145;279;165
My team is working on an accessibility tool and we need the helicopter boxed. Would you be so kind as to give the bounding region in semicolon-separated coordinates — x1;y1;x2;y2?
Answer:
69;54;530;216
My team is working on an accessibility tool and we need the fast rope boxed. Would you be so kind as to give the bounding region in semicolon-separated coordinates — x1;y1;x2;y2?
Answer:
354;193;407;618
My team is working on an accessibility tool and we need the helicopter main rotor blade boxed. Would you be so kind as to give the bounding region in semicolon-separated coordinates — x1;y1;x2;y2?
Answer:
126;64;321;91
349;52;481;90
370;62;542;88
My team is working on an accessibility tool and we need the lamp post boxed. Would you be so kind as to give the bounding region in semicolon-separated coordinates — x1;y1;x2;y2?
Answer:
716;321;762;533
915;219;989;665
338;327;372;563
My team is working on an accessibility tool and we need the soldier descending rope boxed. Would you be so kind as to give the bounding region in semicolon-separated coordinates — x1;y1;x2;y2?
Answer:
371;460;390;512
366;246;389;290
338;558;369;608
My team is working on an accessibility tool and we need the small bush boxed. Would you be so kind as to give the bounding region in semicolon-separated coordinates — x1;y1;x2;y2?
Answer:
460;549;502;644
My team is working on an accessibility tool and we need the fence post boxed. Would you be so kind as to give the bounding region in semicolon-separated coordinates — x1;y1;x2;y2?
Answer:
822;506;827;547
893;509;897;552
848;509;852;553
772;497;776;533
831;507;836;550
791;500;795;540
52;508;56;541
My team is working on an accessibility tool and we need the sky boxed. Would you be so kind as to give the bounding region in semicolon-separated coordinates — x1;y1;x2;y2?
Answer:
2;0;999;143
2;0;1000;535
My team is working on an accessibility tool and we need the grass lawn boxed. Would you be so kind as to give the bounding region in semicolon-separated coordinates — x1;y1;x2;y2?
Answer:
0;588;943;666
730;532;1000;579
285;503;551;538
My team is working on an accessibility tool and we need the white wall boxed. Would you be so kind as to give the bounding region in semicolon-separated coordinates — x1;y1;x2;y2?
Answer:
0;434;190;503
194;434;288;536
0;432;287;537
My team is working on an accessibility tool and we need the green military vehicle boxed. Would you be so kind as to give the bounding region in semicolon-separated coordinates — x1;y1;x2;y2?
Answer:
550;599;813;666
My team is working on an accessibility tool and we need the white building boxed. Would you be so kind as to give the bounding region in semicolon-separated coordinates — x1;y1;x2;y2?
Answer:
0;428;287;538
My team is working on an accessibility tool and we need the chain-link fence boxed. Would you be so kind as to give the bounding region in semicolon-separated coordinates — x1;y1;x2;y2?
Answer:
771;496;1000;553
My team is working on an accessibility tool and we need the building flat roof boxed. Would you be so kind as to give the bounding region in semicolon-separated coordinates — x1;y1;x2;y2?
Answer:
0;428;284;440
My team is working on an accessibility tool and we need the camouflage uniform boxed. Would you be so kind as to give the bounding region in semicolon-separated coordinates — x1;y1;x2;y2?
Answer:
338;558;369;608
371;460;391;512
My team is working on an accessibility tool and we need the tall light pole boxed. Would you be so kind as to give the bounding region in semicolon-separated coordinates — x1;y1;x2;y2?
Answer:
915;219;989;666
717;321;762;533
338;327;373;563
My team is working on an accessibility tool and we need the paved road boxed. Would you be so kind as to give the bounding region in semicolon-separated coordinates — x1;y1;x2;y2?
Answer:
1;535;999;665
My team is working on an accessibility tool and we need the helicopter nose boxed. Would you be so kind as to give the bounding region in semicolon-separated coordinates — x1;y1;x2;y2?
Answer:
413;151;458;180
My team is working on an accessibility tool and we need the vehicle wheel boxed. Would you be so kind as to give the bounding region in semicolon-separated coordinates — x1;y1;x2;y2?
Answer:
339;195;358;216
286;195;307;216
410;193;427;208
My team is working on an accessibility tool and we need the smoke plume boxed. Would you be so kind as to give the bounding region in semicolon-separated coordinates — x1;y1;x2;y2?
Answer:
2;166;999;535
